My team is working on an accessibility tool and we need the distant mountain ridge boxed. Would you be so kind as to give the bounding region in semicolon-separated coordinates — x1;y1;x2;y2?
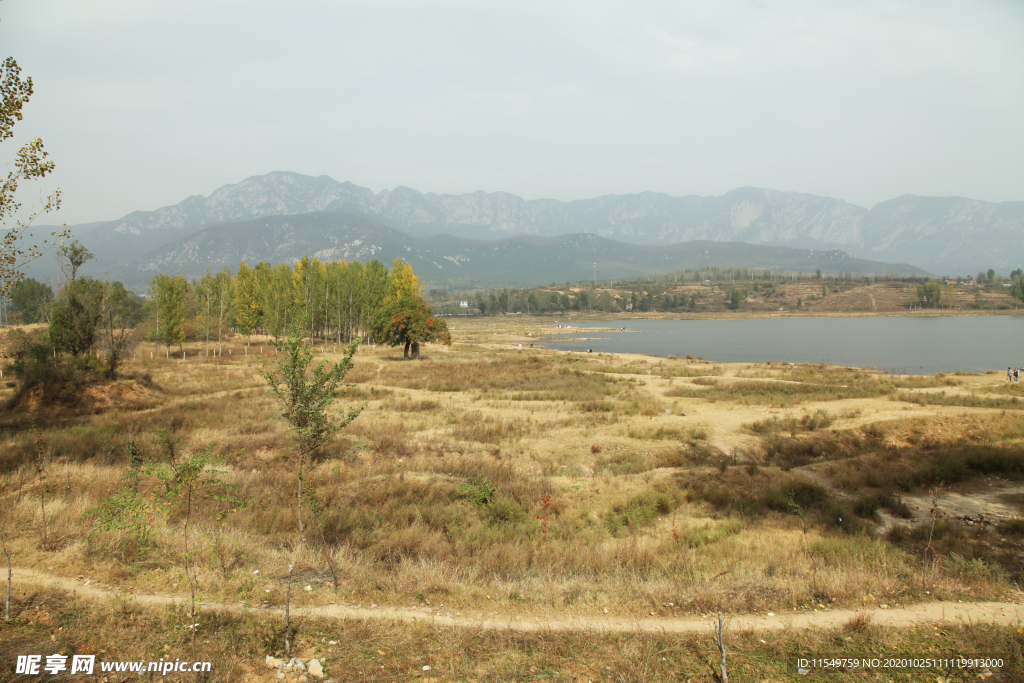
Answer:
125;211;925;290
39;171;1022;281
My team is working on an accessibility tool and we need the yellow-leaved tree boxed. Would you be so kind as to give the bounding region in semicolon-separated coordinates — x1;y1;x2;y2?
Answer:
386;258;421;302
233;261;263;345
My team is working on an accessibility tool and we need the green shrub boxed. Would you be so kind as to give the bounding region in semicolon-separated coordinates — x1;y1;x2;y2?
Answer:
603;490;675;533
7;341;104;407
485;496;525;524
853;495;880;518
459;477;498;508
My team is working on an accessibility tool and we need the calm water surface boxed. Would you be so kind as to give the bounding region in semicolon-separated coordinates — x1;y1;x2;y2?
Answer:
542;316;1023;374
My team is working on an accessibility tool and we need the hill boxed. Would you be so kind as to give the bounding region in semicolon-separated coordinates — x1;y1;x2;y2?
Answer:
122;211;925;289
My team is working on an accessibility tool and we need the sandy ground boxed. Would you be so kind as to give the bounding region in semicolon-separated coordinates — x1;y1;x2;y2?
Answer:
10;566;1023;634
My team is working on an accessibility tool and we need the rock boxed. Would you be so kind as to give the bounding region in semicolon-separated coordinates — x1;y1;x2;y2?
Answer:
276;672;285;680
292;658;307;673
308;659;324;678
265;656;280;670
299;677;307;683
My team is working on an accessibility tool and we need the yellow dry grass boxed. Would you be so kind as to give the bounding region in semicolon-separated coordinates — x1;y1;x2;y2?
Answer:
1;320;1022;629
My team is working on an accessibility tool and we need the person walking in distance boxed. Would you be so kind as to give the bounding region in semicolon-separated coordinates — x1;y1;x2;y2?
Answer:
1010;367;1014;382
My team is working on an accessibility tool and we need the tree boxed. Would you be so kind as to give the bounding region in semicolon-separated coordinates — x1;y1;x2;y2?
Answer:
372;294;451;359
233;261;262;345
527;292;539;314
360;260;388;340
148;273;188;354
0;52;69;298
916;282;942;308
49;280;102;356
49;241;103;356
215;268;233;353
97;280;142;378
259;324;361;542
9;277;52;323
387;258;420;300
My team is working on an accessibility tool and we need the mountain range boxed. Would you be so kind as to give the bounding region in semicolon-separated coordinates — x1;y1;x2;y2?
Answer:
124;211;925;288
29;171;1021;288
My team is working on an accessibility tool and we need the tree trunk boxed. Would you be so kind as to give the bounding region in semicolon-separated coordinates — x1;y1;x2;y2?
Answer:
411;342;420;359
403;340;410;359
296;455;305;544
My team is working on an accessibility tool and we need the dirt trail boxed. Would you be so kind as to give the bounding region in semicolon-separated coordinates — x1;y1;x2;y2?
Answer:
10;567;1023;634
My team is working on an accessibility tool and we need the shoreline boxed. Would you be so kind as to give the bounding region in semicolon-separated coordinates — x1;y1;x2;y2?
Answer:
443;308;1024;323
450;315;1018;376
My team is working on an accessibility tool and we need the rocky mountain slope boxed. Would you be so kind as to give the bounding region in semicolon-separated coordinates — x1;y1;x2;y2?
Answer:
40;171;1021;280
123;211;925;290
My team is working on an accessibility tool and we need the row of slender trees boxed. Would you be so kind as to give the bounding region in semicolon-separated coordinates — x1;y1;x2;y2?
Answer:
147;256;449;359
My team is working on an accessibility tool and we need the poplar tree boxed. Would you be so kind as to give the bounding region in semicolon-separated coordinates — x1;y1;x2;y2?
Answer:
149;274;187;353
233;261;262;345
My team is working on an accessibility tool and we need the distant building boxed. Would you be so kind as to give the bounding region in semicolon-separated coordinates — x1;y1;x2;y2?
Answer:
459;299;470;308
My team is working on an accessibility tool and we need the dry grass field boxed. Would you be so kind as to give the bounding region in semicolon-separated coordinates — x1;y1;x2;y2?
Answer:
1;318;1023;680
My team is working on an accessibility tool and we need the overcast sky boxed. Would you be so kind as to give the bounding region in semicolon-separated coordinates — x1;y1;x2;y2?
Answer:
3;0;1023;225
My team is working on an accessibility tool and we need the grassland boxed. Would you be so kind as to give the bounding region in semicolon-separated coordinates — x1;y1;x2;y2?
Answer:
1;319;1023;680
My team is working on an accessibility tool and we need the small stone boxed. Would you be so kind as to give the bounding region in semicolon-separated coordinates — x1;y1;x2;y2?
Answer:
265;656;279;670
305;585;312;591
299;677;307;683
276;672;285;680
308;659;324;678
292;658;307;673
423;665;431;671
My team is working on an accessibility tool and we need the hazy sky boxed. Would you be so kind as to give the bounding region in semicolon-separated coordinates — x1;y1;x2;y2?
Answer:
3;0;1023;225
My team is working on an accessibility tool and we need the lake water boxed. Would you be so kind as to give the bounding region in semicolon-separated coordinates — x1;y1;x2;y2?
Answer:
542;316;1024;374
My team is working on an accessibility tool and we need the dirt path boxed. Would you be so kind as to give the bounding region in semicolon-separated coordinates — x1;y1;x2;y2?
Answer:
10;567;1023;634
